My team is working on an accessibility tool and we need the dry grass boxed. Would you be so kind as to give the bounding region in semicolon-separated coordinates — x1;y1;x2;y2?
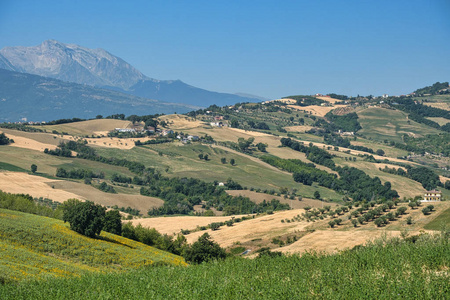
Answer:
0;130;58;152
69;136;157;150
283;125;314;133
0;171;162;213
130;215;247;236
0;171;81;201
185;209;309;247
158;114;205;130
50;180;163;213
315;96;343;104
41;119;133;136
278;230;403;254
287;104;348;117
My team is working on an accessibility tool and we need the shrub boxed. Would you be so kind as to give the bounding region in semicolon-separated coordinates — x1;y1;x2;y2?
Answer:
406;216;413;225
422;207;431;215
183;233;227;264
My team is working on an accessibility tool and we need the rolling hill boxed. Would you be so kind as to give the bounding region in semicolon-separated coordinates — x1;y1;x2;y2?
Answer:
0;208;186;282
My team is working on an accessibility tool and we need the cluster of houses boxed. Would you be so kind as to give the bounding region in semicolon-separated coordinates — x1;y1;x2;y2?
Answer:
209;116;228;127
176;134;200;144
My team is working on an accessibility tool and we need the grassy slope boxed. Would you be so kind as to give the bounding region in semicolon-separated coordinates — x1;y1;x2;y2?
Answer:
95;142;341;201
0;209;186;282
1;234;448;299
424;207;450;230
357;107;441;142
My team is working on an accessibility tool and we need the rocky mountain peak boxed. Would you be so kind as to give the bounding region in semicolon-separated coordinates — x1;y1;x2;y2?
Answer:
0;40;147;89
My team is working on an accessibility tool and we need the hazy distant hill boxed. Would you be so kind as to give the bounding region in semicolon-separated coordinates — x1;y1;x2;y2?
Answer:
0;69;199;122
0;40;261;107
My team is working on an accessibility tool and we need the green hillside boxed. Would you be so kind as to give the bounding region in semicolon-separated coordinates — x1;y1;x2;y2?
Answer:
0;209;186;282
357;107;440;142
1;233;448;299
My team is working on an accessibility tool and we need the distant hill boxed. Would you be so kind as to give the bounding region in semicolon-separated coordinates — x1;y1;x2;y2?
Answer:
0;69;200;122
414;81;449;96
0;40;262;107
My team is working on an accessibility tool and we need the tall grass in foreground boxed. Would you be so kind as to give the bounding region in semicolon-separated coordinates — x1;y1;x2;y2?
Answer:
2;233;448;299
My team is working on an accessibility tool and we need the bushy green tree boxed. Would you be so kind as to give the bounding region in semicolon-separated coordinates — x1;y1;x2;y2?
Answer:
30;164;37;173
62;200;106;238
183;233;226;264
103;210;122;235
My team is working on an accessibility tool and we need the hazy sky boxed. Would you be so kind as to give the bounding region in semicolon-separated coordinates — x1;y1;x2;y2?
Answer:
0;0;449;99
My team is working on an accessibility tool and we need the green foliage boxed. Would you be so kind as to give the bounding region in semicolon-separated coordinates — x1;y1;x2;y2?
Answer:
0;133;12;145
98;182;116;193
62;200;106;238
414;82;449;96
103;210;122;235
0;190;63;219
183;233;227;264
30;164;37;173
325;112;362;132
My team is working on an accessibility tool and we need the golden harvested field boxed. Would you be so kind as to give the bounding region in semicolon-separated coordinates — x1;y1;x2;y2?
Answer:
41;119;133;136
0;130;58;152
278;230;403;254
185;201;449;254
283;125;314;133
130;215;246;236
0;171;162;213
50;180;163;213
315;96;342;104
226;190;338;210
158;114;205;130
69;135;157;150
185;209;309;247
287;104;348;117
0;171;81;201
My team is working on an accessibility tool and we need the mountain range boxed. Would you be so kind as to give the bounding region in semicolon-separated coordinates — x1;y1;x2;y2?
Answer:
0;40;265;114
0;68;201;122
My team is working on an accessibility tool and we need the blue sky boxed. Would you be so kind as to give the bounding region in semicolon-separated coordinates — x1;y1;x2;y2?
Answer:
0;0;449;99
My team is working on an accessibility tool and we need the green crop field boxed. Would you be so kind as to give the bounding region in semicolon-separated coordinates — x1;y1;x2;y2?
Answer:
1;233;448;299
357;107;441;142
0;209;186;282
